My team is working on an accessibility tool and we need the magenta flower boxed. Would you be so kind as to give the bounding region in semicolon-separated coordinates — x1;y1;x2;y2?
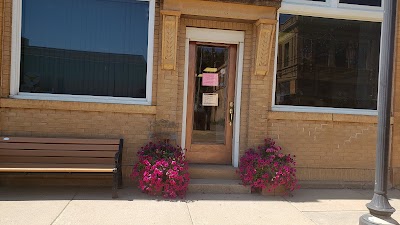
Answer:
237;138;299;195
131;142;190;199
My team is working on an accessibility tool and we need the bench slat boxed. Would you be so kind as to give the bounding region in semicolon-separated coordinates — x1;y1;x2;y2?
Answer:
0;136;123;198
0;137;120;145
0;149;116;158
0;168;114;173
0;163;115;169
0;143;119;151
0;156;115;165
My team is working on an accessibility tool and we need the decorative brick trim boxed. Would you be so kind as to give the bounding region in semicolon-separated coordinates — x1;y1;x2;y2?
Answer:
254;19;276;75
161;10;181;70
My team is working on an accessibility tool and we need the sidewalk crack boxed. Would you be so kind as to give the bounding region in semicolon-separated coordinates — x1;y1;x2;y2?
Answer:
50;189;78;225
283;197;318;225
185;201;195;225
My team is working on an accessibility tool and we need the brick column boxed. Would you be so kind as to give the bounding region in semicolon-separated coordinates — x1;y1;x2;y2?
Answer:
246;19;276;146
155;10;181;143
390;1;400;188
1;0;12;98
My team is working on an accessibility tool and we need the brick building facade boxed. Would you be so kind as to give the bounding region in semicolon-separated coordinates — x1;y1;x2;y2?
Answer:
0;0;397;187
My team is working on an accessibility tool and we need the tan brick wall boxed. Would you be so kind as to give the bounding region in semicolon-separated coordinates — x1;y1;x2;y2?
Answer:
0;107;155;179
0;0;396;187
155;7;180;137
390;2;400;187
266;118;377;182
0;0;12;98
244;24;275;150
0;0;162;185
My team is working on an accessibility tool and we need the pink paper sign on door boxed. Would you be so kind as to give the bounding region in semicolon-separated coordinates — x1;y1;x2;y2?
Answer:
202;73;219;87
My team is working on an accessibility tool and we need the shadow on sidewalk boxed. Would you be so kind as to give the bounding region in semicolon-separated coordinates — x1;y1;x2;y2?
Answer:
2;186;399;203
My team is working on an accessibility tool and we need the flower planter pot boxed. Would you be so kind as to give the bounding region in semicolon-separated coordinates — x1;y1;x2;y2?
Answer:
261;185;286;196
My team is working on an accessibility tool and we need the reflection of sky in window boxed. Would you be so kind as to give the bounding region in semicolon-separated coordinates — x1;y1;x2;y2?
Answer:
279;14;293;25
22;0;149;59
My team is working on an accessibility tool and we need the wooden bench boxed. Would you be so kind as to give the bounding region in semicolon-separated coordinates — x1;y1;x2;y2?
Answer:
0;137;123;198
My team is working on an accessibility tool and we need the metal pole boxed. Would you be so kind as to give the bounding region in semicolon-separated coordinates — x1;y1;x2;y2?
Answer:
360;0;398;224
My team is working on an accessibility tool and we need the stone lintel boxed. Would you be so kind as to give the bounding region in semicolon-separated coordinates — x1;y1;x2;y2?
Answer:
163;0;277;21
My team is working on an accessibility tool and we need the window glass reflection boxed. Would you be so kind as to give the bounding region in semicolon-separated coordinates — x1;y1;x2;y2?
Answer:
192;46;229;144
20;0;149;98
276;14;381;110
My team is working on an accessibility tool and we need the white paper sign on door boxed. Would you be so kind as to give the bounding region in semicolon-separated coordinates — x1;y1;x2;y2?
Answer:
202;93;218;106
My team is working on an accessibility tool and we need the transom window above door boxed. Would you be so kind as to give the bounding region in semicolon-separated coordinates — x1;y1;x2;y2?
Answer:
11;0;155;105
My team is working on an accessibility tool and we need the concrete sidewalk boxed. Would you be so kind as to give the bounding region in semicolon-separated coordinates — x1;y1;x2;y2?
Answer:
1;187;400;225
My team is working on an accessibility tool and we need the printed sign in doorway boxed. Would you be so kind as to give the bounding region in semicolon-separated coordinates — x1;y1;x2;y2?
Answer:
202;93;219;106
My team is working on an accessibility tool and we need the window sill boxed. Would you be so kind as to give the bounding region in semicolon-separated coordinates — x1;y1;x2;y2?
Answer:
269;106;392;124
13;93;151;105
272;105;377;116
0;98;157;115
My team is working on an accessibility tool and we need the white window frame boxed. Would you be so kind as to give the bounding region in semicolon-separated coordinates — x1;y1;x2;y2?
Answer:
337;0;384;11
284;0;383;12
10;0;155;105
272;0;384;115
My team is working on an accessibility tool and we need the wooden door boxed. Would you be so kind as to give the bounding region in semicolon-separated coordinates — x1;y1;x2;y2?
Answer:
185;42;237;164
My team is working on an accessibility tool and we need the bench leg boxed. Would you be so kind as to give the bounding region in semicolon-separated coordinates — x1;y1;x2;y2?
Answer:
112;169;118;199
118;168;122;189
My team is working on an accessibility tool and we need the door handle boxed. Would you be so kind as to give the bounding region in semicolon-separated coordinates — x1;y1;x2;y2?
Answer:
229;102;234;126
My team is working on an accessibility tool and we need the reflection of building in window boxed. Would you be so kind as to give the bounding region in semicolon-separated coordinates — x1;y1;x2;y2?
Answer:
20;38;147;98
275;15;381;110
284;43;290;68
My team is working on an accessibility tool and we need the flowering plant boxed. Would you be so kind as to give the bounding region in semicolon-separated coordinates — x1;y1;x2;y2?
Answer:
238;138;299;194
131;142;190;198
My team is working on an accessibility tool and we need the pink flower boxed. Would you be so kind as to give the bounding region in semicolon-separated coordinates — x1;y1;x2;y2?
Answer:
131;142;190;199
237;138;299;195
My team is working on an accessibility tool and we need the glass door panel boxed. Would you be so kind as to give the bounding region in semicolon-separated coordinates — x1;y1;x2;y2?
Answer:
192;45;229;144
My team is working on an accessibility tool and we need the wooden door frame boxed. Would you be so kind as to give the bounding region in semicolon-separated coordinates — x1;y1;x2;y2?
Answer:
185;43;236;164
181;28;245;167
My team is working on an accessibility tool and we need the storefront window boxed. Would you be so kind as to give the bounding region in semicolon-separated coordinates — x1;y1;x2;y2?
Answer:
275;14;381;110
20;0;151;99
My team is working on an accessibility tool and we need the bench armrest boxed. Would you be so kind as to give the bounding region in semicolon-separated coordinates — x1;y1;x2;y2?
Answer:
114;139;123;169
114;151;120;166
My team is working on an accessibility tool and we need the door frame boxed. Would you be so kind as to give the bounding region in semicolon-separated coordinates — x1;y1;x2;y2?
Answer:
181;27;245;167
